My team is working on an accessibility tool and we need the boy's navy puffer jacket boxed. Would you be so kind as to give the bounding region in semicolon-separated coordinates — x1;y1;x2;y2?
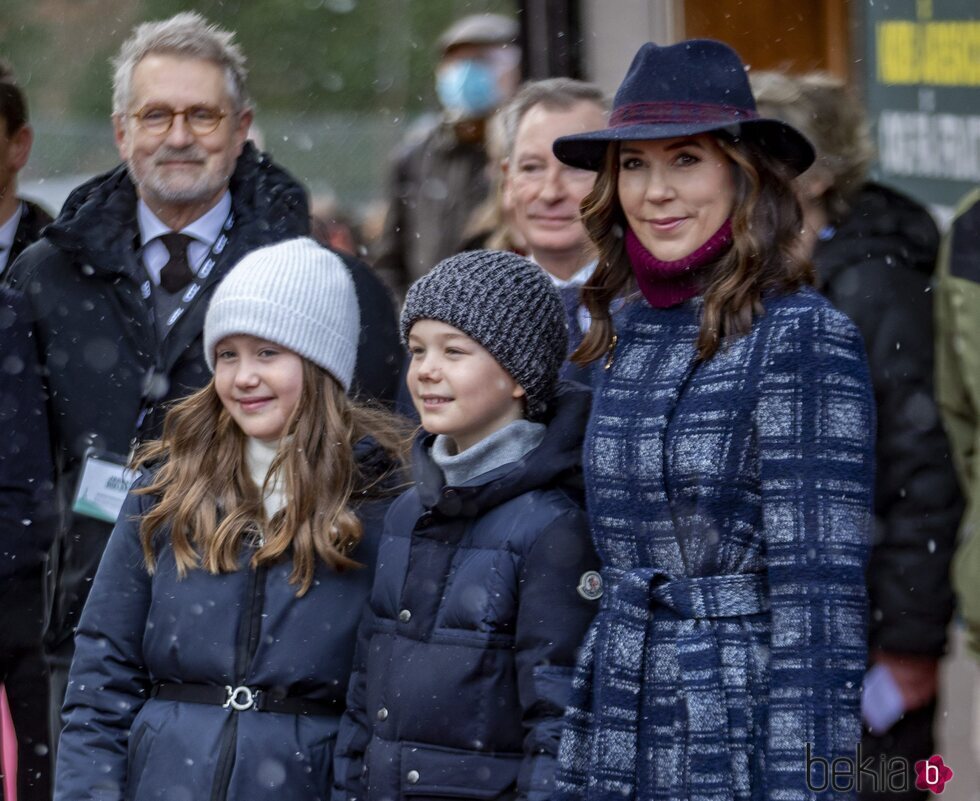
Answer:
333;384;600;801
54;440;397;801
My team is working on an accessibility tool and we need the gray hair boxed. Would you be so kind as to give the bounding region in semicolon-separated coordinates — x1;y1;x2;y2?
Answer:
750;70;875;219
498;78;608;159
111;12;250;116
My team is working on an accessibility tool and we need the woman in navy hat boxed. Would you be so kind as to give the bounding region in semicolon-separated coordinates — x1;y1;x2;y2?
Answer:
552;40;874;800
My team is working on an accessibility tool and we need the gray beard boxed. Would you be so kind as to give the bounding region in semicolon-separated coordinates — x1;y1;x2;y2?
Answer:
139;174;227;205
126;149;232;208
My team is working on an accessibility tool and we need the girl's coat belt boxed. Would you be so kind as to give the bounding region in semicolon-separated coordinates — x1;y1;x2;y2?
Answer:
150;681;342;716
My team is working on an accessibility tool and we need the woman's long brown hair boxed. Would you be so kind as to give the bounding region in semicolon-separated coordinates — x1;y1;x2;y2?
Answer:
572;135;814;364
133;360;407;596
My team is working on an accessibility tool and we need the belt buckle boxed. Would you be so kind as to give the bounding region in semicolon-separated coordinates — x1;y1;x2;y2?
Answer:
223;685;256;711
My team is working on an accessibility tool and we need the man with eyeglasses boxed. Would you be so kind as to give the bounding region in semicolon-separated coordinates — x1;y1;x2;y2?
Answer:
5;12;309;748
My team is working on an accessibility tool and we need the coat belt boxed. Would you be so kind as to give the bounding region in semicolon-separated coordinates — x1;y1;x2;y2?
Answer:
150;682;342;716
603;567;769;618
595;567;769;801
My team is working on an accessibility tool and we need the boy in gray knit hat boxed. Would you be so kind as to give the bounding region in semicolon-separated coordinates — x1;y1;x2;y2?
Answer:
401;248;568;434
335;249;598;801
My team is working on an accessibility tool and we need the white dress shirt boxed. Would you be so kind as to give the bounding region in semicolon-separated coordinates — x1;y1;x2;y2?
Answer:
137;192;232;285
0;202;24;275
537;258;597;333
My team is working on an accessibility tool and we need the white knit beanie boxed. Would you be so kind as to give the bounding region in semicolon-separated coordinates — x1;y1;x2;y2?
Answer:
203;237;359;391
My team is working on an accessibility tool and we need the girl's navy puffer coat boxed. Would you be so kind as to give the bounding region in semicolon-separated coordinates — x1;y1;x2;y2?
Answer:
54;441;396;801
333;384;600;801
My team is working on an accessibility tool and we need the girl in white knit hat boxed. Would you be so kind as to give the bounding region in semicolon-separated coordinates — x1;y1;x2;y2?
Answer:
53;238;405;801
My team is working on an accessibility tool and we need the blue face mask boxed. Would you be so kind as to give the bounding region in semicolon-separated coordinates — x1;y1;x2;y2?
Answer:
436;60;502;119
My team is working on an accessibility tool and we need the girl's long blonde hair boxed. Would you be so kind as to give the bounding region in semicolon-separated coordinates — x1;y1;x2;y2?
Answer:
134;359;406;595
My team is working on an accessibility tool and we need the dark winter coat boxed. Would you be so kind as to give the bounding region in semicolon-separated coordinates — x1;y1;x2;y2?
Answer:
0;286;54;576
7;198;52;268
0;287;55;647
334;385;601;801
341;253;403;407
373;120;491;297
936;188;980;658
54;441;396;801
813;182;962;657
6;143;309;661
556;290;874;801
1;210;57;801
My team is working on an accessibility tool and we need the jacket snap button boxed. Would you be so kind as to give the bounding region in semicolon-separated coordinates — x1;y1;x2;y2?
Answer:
377;706;388;721
398;609;412;623
443;489;456;499
406;770;420;784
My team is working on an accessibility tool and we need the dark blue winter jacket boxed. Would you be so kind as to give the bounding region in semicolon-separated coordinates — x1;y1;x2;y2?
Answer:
333;384;600;801
54;441;397;801
0;287;55;583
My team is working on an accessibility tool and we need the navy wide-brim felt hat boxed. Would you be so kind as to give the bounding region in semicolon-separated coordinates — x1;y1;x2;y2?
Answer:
553;39;815;175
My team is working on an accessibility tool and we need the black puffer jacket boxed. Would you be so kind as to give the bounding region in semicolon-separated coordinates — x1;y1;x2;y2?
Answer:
334;385;600;801
6;143;309;657
813;181;962;657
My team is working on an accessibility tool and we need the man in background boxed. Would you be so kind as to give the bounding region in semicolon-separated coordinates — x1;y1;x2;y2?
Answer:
0;61;51;275
499;78;607;384
372;13;521;297
7;12;310;749
0;59;56;801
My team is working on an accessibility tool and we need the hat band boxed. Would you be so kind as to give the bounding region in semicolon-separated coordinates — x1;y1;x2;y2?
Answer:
610;101;759;129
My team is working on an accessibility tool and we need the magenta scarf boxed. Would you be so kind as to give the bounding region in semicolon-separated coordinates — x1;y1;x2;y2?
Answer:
625;218;733;308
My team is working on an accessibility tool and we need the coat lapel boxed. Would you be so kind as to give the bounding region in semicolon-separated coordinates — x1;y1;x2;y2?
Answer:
586;300;700;574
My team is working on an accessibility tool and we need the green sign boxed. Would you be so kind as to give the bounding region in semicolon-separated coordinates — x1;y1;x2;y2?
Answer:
866;0;980;210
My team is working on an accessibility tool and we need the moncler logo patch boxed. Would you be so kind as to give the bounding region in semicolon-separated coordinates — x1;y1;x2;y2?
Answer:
577;570;603;601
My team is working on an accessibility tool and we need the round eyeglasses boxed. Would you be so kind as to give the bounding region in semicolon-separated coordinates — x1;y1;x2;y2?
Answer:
131;105;228;135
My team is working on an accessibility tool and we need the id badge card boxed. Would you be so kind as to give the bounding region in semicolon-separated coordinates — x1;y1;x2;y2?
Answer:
72;449;140;524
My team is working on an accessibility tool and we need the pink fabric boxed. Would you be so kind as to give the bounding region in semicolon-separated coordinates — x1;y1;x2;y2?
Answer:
1;684;16;801
611;100;758;127
625;218;733;308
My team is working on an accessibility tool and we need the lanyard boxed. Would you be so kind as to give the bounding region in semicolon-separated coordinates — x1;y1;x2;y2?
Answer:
129;209;236;454
139;209;236;336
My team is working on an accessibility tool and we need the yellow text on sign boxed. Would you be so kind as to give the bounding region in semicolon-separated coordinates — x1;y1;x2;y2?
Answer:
877;21;980;85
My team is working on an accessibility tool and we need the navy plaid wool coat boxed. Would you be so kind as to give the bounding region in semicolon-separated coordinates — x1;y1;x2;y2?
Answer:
555;288;874;801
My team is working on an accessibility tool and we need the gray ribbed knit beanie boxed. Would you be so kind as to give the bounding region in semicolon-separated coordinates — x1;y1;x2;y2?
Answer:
204;237;359;391
400;249;568;420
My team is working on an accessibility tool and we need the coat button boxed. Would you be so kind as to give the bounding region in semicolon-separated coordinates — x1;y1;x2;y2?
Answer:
418;514;432;527
443;488;456;499
377;707;388;721
406;770;420;784
398;609;412;623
